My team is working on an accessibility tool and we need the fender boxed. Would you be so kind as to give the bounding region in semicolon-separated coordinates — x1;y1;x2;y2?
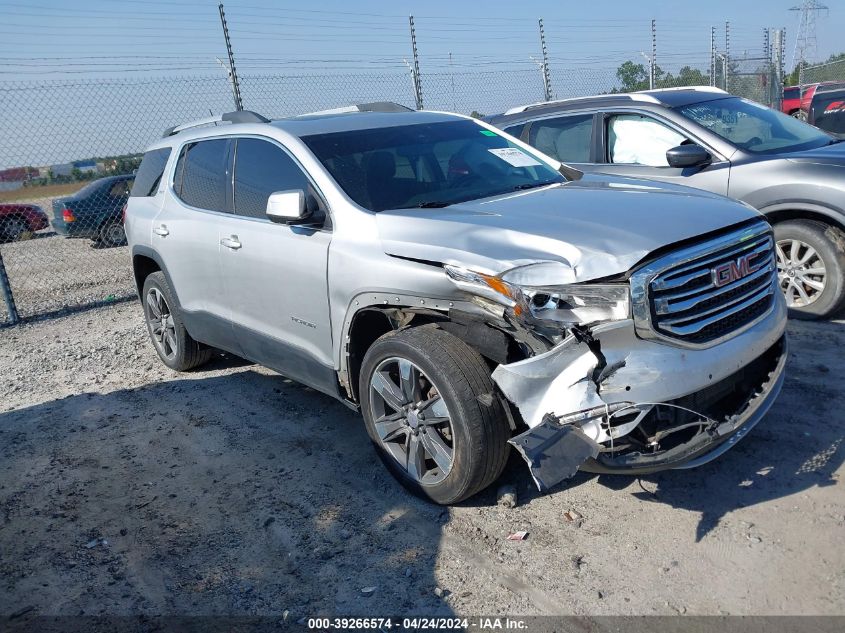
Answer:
755;200;845;232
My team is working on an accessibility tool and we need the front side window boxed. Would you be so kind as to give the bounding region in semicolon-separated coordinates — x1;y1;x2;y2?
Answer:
301;119;564;212
528;113;593;163
131;148;171;198
678;96;832;154
174;139;231;213
233;138;313;219
607;114;687;166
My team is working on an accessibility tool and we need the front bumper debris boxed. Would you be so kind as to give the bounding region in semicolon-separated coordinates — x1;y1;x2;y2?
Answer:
493;298;787;492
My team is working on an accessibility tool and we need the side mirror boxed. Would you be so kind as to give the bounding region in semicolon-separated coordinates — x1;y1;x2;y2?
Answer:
266;190;309;224
666;144;711;168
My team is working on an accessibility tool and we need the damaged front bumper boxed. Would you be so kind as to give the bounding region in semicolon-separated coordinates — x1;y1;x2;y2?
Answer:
492;297;787;491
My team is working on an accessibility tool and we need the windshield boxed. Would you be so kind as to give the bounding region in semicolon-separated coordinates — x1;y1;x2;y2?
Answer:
678;96;832;154
301;119;564;211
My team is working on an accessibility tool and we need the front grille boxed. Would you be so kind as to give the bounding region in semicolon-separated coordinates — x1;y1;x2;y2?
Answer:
633;222;777;346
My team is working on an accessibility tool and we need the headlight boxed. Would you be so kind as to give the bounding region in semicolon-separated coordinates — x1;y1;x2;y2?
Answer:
445;263;630;325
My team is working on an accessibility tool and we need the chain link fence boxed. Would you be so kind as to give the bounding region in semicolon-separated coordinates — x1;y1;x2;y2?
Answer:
800;58;845;86
0;63;783;325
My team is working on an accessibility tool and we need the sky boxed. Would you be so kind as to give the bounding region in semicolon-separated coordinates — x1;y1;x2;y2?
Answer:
1;0;843;168
0;0;842;80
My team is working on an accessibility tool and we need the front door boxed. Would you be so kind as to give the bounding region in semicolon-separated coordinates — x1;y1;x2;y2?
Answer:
217;137;335;395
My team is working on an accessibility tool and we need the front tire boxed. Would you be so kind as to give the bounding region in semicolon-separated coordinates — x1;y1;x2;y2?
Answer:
359;325;510;504
142;271;213;371
774;219;845;319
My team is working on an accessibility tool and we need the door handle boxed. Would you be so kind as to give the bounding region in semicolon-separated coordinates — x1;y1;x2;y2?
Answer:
220;235;242;250
153;225;169;237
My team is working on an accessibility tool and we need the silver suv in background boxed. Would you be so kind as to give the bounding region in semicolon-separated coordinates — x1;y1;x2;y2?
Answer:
486;87;845;319
126;105;787;504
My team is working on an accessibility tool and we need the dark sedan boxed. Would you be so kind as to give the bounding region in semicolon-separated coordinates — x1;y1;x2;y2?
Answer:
809;83;845;138
487;87;845;319
0;202;49;242
52;174;134;247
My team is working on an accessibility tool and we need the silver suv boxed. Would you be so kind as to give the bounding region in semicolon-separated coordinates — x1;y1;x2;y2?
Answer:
126;104;787;504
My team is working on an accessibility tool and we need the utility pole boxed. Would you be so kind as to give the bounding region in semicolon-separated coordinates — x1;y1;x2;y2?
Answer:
764;27;771;64
790;1;829;71
449;52;456;112
773;28;785;109
764;28;772;106
710;26;716;86
651;19;657;89
640;52;654;90
409;15;423;110
218;3;243;111
539;18;553;101
725;21;730;92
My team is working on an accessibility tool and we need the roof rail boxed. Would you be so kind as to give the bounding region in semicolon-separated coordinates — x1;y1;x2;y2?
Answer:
162;110;270;137
297;101;413;117
501;85;728;116
502;92;659;115
638;85;728;95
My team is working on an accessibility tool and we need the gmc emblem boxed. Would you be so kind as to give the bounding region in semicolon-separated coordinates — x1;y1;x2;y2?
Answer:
711;253;762;288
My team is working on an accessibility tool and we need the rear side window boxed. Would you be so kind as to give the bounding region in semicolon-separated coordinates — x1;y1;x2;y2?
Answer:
130;148;171;197
784;87;800;100
233;138;312;219
174;139;231;213
528;114;593;163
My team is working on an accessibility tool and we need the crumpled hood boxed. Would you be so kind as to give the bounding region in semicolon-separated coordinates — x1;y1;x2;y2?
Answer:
376;175;762;282
784;140;845;165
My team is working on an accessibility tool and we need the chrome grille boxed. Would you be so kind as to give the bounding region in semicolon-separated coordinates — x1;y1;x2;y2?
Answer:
631;221;777;346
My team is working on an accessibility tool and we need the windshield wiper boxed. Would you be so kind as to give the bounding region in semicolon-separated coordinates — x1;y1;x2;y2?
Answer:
512;180;559;191
413;201;452;208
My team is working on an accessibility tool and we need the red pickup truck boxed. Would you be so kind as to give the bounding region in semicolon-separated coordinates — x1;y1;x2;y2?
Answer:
782;85;802;117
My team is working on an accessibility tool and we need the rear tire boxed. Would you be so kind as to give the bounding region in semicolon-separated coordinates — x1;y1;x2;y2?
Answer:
98;221;127;247
774;219;845;320
142;271;213;371
0;217;28;243
359;324;510;504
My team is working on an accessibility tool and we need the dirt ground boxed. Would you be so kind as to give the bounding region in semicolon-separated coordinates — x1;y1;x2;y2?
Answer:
0;301;843;620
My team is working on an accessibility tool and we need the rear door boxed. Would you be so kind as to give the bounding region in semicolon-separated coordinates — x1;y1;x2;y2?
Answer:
216;136;335;394
151;137;239;352
593;111;730;195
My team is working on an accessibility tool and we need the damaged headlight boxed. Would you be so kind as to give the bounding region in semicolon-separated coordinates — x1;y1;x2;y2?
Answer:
445;263;630;325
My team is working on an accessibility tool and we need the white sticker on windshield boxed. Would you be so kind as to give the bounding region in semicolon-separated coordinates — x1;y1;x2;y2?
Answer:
487;147;542;167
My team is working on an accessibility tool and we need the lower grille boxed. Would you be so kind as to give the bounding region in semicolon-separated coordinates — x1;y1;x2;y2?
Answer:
632;221;777;346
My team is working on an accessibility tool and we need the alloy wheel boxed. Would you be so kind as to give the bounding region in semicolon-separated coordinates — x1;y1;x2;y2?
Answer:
368;357;455;485
776;238;827;307
146;287;178;359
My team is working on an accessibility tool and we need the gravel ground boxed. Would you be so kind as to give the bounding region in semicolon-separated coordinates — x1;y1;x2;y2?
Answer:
0;193;134;323
0;301;843;619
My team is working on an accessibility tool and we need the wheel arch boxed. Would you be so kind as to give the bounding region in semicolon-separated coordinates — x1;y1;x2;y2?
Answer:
760;204;845;234
344;305;447;403
131;246;178;305
341;295;529;404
